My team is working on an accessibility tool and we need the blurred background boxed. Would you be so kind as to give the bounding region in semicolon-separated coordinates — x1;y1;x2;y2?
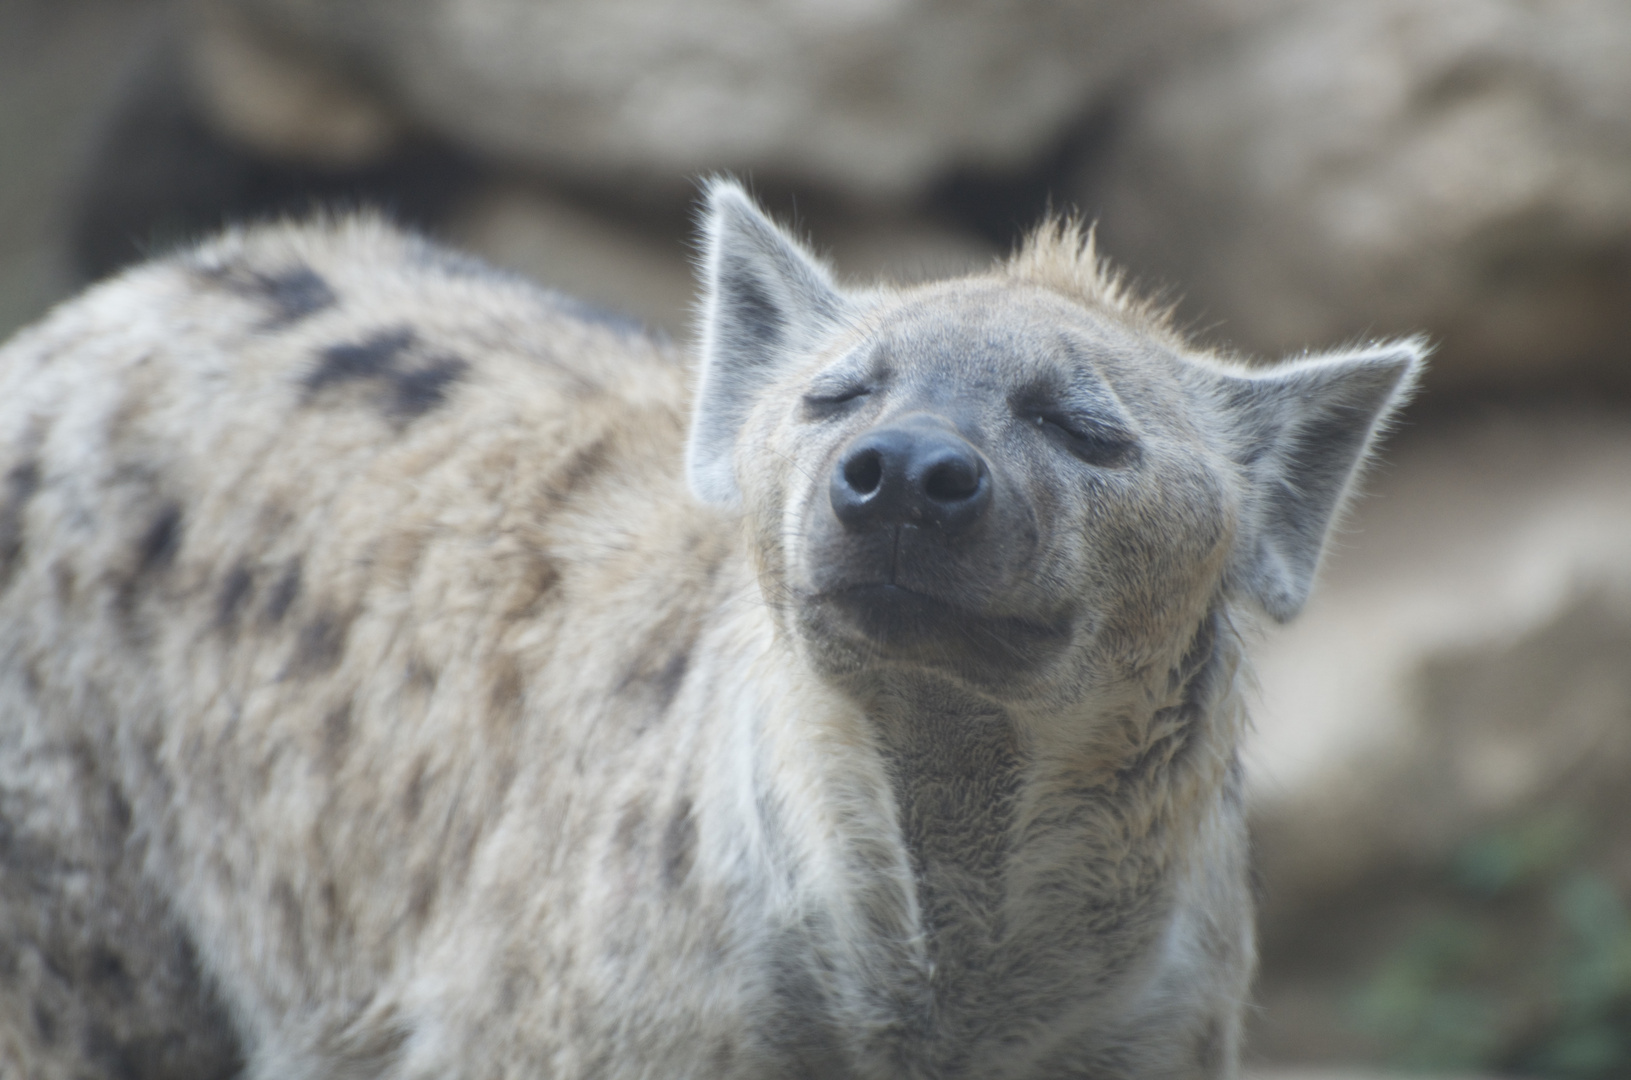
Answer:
3;0;1628;1076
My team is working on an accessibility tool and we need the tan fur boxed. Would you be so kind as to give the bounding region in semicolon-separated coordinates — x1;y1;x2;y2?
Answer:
0;191;1419;1079
1004;219;1188;351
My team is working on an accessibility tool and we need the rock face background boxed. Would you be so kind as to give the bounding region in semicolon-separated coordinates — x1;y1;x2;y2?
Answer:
186;0;1184;199
1085;0;1631;397
2;1;1628;1076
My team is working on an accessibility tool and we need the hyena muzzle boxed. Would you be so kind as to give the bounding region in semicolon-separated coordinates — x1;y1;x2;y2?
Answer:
0;181;1421;1080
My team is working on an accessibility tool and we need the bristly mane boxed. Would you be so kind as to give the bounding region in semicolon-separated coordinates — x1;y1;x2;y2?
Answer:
1004;217;1190;350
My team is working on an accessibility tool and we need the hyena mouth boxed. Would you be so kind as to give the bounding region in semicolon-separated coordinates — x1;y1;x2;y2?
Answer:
815;583;1070;666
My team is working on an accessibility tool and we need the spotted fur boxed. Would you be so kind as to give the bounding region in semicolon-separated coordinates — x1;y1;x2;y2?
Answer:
0;192;1421;1080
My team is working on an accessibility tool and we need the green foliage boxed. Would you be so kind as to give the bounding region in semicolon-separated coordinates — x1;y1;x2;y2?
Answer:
1519;874;1631;1078
1352;917;1505;1071
1350;809;1631;1078
1451;808;1589;897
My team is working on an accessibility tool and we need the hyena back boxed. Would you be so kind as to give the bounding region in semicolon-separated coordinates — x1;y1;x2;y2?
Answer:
0;184;1421;1079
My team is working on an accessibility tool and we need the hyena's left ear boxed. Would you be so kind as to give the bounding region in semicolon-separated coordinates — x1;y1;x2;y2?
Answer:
1222;338;1426;622
688;178;849;506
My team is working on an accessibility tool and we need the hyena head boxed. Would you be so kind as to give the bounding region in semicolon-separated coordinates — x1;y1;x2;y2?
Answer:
688;180;1421;705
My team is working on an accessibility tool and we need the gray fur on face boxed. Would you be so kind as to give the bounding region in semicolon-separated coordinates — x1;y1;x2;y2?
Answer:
0;189;1420;1080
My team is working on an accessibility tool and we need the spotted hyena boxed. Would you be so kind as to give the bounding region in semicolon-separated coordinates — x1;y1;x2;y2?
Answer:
0;182;1421;1080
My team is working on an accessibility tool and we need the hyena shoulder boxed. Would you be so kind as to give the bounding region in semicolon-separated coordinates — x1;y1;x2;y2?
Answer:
0;217;718;1079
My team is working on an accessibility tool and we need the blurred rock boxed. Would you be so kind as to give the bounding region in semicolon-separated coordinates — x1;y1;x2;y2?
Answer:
69;24;486;286
1085;0;1631;396
0;0;166;339
67;4;1006;330
445;181;996;337
1242;408;1631;1070
184;0;1189;199
1246;408;1631;916
445;184;697;335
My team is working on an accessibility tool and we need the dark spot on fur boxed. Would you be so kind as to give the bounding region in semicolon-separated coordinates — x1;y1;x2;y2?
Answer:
661;798;697;890
321;703;352;770
0;459;41;591
614;800;648;854
138;503;183;572
615;624;696;728
402;756;429;823
52;560;76;605
408;868;438;925
502;552;561;621
498;964;538;1016
320;880;341;926
257;265;338;328
305;327;467;421
197;260;338;329
264;558;301;623
292;610;352;675
651;646;691;713
108;788;132;834
308;328;416;391
215;563;253;631
114;502;184;626
486;656;524;729
547;435;612;499
86;946;132;1001
390;355;468;418
32;1001;57;1045
273;878;305;960
405;656;438;693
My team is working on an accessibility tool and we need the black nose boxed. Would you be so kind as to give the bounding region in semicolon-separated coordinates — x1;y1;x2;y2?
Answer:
830;416;992;533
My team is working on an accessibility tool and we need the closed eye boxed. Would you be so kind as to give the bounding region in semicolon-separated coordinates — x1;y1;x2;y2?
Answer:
801;385;871;419
1031;412;1137;467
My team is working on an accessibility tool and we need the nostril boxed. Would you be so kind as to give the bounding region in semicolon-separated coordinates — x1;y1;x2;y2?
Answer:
923;456;981;502
843;450;884;496
833;427;991;532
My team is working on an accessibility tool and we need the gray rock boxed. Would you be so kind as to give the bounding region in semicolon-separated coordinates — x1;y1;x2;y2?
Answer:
1246;408;1631;914
1241;408;1631;1070
443;181;996;337
1085;0;1631;395
185;0;1189;197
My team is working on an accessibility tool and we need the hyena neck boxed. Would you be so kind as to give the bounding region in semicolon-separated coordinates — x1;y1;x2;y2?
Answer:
863;676;1028;1040
858;676;1019;932
743;611;1244;1070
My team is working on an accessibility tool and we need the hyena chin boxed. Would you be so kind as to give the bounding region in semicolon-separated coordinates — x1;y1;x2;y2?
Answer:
0;181;1422;1080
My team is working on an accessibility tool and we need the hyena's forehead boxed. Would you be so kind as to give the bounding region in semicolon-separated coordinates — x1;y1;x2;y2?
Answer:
844;284;1180;412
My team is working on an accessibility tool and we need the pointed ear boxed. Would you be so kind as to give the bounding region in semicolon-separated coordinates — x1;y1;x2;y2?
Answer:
1223;338;1426;621
686;178;848;506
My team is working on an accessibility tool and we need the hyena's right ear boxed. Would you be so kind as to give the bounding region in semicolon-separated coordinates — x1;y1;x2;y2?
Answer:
1220;338;1426;623
687;178;848;506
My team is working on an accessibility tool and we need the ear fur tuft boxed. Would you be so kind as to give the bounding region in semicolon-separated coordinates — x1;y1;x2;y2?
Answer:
1225;337;1427;621
687;178;847;506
